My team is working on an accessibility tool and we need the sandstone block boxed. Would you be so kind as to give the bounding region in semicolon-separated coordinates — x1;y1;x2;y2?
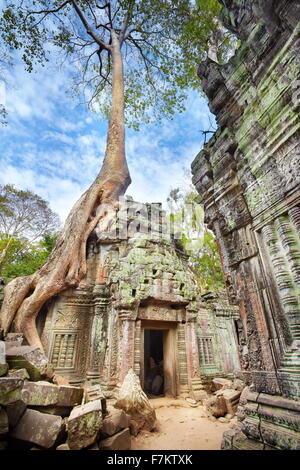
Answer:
101;408;129;437
6;398;27;429
0;341;8;377
206;395;227;417
5;345;53;381
222;389;241;415
0;407;8;436
99;428;131;450
23;381;59;406
10;409;65;449
58;385;84;407
85;384;106;414
8;368;30;380
67;400;102;450
211;378;232;392
0;377;23;405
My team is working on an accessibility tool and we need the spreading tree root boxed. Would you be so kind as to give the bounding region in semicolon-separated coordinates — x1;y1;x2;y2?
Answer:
0;169;130;351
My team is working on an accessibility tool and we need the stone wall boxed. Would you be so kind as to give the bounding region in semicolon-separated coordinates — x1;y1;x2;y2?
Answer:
192;0;300;450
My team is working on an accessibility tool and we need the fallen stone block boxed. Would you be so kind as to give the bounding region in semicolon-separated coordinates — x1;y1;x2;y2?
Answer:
85;384;106;414
8;369;30;380
211;378;233;392
67;400;103;450
57;385;84;407
101;408;129;438
205;395;227;417
0;377;24;406
0;341;8;377
6;397;27;429
222;389;241;415
22;381;84;417
0;407;8;437
10;409;65;449
5;345;53;381
23;381;59;407
99;428;131;450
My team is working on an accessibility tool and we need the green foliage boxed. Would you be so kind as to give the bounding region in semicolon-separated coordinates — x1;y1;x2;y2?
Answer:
0;233;58;282
0;184;60;282
167;187;225;292
0;0;228;129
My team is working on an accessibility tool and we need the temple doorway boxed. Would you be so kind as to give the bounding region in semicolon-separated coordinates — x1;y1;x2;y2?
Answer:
144;330;164;395
141;320;178;398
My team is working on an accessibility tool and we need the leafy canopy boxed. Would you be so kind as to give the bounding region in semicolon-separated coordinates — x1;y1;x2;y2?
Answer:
0;184;60;240
167;187;225;293
0;0;224;129
0;184;60;280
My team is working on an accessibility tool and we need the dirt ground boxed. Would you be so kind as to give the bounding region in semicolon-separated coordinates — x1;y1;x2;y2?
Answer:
131;397;232;450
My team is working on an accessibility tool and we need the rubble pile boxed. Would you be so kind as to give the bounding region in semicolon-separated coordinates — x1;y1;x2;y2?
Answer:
203;377;245;425
0;331;131;450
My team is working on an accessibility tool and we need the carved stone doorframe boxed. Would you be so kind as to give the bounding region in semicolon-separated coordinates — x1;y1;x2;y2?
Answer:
140;320;179;398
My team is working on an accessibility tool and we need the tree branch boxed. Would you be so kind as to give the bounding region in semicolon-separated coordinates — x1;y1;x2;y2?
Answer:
71;0;111;51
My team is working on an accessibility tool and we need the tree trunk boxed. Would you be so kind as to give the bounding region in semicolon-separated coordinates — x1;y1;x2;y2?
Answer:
0;30;130;352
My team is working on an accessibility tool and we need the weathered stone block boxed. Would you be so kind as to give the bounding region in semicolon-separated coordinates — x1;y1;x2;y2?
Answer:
6;398;27;429
99;428;131;450
10;409;65;449
0;341;8;377
5;345;53;381
212;378;232;392
205;395;227;417
57;385;84;407
67;400;102;450
0;407;8;437
85;384;106;414
23;381;59;406
101;408;129;438
221;389;241;415
8;368;30;380
0;377;23;405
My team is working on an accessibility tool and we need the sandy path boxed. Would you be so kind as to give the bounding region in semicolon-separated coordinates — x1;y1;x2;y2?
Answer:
131;397;231;450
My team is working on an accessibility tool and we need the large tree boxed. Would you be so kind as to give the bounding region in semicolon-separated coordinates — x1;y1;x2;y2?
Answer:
0;0;225;350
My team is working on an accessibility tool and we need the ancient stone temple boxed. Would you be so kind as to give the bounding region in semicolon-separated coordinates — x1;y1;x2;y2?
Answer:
192;0;300;450
37;199;240;399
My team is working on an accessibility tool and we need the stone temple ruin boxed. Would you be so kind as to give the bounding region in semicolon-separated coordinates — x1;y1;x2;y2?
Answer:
0;0;299;452
192;0;300;450
38;199;241;399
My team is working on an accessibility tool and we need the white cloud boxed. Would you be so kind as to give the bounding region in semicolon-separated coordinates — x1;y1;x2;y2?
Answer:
1;56;213;223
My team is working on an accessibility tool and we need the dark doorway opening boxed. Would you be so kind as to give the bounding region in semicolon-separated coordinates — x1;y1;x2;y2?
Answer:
144;329;164;396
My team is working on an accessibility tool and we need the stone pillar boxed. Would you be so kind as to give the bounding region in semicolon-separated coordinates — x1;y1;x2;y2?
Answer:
86;284;109;384
185;306;202;399
119;311;135;383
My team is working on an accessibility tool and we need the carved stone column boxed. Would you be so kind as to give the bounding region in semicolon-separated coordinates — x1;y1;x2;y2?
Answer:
185;307;202;398
119;310;136;383
86;283;109;384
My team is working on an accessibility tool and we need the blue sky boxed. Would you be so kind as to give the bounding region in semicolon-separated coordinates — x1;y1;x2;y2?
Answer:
0;54;215;224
